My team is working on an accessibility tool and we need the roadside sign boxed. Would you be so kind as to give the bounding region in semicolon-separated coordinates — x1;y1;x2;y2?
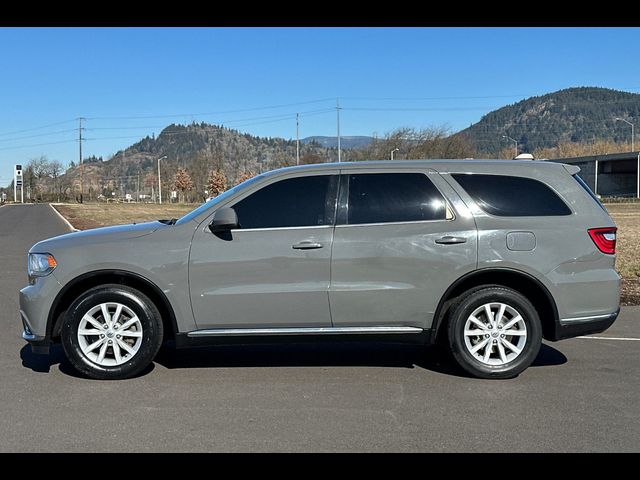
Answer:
14;164;23;203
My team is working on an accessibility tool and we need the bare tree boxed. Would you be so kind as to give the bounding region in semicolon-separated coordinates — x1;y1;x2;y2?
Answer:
172;167;193;203
207;169;228;197
235;170;256;186
27;156;51;201
49;160;63;202
299;153;324;165
191;151;213;201
353;126;476;161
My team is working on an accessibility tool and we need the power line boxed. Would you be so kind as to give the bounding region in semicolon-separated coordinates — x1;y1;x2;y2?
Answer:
85;108;335;132
86;98;335;120
343;107;494;112
0;128;78;143
0;119;76;138
341;94;530;100
84;109;336;142
0;139;77;152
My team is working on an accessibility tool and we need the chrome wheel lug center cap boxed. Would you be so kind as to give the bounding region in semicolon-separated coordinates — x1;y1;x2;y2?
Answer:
106;330;115;338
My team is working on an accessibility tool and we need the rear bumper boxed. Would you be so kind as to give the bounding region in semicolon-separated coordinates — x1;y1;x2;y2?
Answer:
553;309;619;340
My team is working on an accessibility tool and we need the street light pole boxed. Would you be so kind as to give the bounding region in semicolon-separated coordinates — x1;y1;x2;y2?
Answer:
615;118;634;152
391;148;399;160
336;98;341;163
157;155;167;204
296;113;300;166
502;135;518;158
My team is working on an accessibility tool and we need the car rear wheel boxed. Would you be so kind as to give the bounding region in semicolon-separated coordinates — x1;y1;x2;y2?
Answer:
447;286;542;379
61;284;163;380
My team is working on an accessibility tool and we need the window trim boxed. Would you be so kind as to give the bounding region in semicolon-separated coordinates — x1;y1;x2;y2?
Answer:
231;225;334;233
336;170;455;227
226;172;340;231
449;172;574;218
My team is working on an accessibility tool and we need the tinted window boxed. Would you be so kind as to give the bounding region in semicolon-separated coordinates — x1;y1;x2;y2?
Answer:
347;173;447;225
233;175;336;229
176;174;264;225
573;174;608;212
452;174;571;216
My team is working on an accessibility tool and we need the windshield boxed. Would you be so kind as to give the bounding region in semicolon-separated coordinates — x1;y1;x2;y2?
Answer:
175;174;265;225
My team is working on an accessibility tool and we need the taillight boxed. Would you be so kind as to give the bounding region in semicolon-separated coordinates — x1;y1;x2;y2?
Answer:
588;227;617;254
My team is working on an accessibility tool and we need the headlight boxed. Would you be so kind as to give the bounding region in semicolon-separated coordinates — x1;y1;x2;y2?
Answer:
28;253;57;278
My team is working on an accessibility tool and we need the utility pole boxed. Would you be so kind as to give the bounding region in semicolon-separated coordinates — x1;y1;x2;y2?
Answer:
78;117;85;203
336;98;341;163
296;113;300;166
157;155;166;204
137;171;140;203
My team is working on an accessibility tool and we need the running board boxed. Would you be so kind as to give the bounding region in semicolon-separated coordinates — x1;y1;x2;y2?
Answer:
186;326;424;338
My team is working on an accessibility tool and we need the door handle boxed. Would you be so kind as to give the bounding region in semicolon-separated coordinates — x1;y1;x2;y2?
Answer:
435;236;467;245
292;241;324;250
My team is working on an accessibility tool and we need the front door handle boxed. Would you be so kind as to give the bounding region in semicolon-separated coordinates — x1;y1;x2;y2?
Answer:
292;241;324;250
435;236;468;245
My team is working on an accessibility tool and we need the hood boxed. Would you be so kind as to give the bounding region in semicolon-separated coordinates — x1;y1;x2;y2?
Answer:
30;221;165;252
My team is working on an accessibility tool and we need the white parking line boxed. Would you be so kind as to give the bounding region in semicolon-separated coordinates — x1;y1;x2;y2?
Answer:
577;336;640;341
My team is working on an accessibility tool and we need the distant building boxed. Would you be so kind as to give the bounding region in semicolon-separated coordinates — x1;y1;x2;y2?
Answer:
552;151;640;198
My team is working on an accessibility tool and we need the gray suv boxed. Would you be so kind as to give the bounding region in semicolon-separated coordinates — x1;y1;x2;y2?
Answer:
20;160;620;380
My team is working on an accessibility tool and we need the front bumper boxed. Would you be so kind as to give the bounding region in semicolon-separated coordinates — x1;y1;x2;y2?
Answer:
553;309;619;340
21;311;50;354
20;274;63;355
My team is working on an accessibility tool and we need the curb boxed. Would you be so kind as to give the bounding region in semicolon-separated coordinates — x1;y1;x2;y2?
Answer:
49;204;79;232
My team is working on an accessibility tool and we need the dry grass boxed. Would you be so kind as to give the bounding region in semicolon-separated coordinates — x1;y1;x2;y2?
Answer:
52;200;640;305
605;203;640;278
53;203;196;230
604;202;640;305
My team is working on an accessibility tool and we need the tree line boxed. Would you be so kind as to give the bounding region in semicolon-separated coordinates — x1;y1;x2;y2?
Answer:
2;125;636;204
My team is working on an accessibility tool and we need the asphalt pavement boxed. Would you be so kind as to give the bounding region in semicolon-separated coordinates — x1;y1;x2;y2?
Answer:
0;203;638;452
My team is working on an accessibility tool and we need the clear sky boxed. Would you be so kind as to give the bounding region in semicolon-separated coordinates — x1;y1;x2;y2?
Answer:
1;27;639;185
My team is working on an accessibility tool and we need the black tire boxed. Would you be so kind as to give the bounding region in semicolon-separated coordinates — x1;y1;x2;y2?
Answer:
447;286;542;379
61;284;163;380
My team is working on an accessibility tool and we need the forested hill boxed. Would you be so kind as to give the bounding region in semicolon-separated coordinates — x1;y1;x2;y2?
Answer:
59;122;337;199
458;87;640;154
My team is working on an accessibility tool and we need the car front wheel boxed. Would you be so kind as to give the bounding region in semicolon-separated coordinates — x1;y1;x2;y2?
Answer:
61;284;163;380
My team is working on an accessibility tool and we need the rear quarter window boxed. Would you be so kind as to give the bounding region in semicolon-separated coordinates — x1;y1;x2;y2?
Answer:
572;173;608;213
451;174;572;217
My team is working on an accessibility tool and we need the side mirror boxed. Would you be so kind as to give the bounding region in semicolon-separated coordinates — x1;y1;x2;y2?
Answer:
209;207;238;233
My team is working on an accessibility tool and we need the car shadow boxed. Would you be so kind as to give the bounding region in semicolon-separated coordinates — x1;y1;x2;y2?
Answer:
20;344;154;379
532;343;568;367
154;341;568;378
20;341;566;379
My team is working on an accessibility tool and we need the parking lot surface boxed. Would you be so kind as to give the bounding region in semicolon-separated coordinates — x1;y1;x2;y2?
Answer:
0;204;638;452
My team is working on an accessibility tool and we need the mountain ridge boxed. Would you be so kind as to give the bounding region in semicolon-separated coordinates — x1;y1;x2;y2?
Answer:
458;86;640;154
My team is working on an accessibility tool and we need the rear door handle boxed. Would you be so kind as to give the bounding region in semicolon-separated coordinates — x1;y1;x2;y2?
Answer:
292;241;324;250
435;236;468;245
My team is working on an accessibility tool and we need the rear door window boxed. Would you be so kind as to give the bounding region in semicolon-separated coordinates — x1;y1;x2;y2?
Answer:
346;173;447;225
